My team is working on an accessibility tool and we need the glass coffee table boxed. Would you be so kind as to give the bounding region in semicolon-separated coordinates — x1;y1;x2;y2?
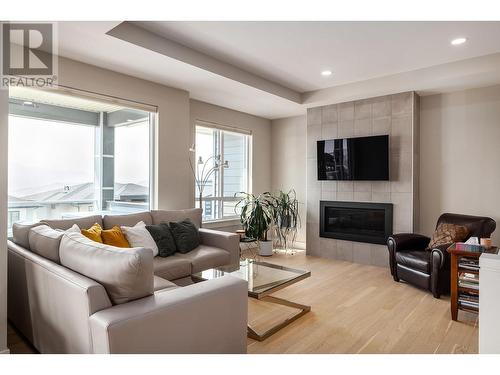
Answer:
193;259;311;341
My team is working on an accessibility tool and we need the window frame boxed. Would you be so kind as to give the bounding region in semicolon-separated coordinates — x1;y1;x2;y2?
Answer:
195;121;252;223
8;211;20;229
7;89;157;234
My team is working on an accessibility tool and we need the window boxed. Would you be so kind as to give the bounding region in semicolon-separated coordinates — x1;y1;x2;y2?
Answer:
195;124;250;222
8;211;20;229
111;119;152;213
7;87;155;232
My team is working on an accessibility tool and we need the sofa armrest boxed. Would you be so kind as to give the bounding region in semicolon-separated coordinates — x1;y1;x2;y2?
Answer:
8;241;112;353
89;275;248;354
199;228;240;266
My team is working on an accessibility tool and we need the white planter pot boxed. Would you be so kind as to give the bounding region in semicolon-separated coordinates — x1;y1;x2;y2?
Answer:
259;241;273;257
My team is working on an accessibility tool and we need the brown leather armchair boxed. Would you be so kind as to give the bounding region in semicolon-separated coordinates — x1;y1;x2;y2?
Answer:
387;213;496;298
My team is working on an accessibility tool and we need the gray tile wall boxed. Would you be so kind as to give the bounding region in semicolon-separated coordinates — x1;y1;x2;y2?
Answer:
306;92;419;267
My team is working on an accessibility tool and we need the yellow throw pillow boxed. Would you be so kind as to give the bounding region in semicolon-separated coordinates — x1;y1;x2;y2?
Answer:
81;223;103;243
101;226;131;248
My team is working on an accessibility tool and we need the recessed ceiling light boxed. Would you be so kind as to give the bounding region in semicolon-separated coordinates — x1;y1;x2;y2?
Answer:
451;37;467;46
321;70;332;77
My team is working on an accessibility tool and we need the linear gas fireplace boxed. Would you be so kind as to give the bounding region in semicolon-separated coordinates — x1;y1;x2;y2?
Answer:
320;201;393;245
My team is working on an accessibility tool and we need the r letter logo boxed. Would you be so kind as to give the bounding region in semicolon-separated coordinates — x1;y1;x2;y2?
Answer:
1;22;57;88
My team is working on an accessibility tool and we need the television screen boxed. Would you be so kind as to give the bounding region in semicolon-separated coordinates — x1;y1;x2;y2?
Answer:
317;135;389;180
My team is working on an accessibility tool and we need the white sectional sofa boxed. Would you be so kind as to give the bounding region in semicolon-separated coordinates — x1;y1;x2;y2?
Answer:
7;208;248;354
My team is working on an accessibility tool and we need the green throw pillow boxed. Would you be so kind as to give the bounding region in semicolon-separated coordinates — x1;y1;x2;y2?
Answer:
145;223;177;257
169;219;200;254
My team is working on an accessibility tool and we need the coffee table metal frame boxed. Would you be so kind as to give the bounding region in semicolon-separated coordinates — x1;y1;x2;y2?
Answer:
193;260;311;342
239;237;260;261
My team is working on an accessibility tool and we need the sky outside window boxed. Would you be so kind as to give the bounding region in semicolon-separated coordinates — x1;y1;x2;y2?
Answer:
8;115;94;195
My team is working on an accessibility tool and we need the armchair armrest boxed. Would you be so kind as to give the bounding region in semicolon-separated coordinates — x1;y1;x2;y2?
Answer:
89;275;248;353
387;233;431;279
429;243;451;269
199;228;240;266
430;244;452;298
387;233;431;252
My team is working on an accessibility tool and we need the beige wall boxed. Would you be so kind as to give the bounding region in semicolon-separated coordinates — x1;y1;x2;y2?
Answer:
190;99;272;199
58;57;192;210
0;90;8;353
271;116;307;247
420;85;500;243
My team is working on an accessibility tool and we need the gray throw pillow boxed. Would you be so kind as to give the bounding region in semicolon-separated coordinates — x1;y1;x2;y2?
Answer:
169;219;200;254
145;223;177;257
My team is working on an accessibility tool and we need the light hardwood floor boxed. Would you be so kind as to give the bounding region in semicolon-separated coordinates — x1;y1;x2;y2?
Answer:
246;251;478;354
7;251;478;354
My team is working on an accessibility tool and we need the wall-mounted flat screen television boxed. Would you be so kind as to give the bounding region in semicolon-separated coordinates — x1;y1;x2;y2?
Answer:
317;135;389;181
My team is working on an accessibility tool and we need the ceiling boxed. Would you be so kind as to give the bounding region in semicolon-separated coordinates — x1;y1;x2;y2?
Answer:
57;21;303;119
135;21;500;92
56;21;500;119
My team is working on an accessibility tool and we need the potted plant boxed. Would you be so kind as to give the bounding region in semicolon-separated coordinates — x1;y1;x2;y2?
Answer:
271;189;301;253
235;192;274;256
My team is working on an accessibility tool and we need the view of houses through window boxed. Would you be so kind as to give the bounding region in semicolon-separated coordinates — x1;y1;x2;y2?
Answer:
7;87;154;233
195;124;250;221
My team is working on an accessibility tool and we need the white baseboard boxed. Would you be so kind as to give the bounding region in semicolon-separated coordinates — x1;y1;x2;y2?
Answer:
293;241;306;250
0;348;10;354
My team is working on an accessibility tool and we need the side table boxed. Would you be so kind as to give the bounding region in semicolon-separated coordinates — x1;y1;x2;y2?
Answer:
447;243;499;321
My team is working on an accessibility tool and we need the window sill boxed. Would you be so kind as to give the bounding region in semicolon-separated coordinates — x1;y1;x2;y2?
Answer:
202;218;241;229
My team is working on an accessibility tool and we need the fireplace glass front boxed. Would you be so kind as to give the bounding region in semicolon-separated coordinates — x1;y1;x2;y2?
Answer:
320;201;393;244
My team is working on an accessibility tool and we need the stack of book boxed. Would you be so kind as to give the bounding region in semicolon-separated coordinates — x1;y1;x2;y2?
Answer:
458;258;479;271
458;272;479;290
458;292;479;310
454;242;485;252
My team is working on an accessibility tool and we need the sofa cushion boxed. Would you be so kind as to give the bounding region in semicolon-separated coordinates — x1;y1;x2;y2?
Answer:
153;275;179;292
153;256;192;280
145;223;177;257
12;222;44;250
42;215;103;231
28;224;79;263
395;250;430;274
103;212;153;230
60;232;154;305
151;208;202;228
175;245;230;273
122;221;159;257
169;219;200;254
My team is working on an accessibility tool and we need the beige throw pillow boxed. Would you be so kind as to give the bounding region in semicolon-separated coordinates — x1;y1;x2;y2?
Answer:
28;224;80;263
121;221;159;257
60;231;154;305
